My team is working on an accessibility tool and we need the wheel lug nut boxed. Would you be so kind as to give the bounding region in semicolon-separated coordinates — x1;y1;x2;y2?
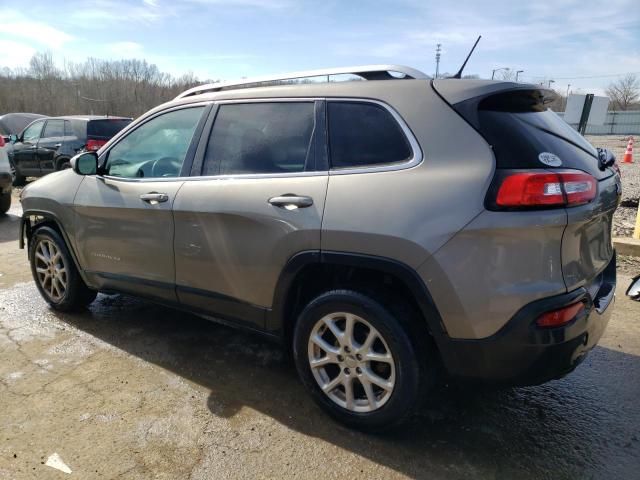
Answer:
356;354;362;361
337;355;344;362
344;368;350;375
356;367;362;374
344;346;350;353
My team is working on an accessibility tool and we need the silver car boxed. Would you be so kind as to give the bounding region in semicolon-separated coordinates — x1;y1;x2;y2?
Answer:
19;65;620;430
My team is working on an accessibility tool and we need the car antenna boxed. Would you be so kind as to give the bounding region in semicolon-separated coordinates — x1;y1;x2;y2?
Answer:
451;35;481;79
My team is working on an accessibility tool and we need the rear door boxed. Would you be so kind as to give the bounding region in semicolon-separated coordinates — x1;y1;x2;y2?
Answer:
173;100;328;329
12;119;45;175
37;119;66;173
74;105;209;302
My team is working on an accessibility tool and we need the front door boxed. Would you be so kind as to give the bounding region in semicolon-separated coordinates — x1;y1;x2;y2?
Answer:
37;119;66;173
173;101;328;329
12;119;45;176
73;105;208;302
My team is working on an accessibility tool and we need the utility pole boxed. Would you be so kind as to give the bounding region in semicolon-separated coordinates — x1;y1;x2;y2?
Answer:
548;79;555;88
515;70;524;82
564;84;571;111
435;44;441;79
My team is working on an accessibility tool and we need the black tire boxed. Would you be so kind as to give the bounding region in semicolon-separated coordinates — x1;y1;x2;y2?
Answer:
293;290;433;432
10;159;25;186
56;158;71;171
0;193;10;214
29;226;97;312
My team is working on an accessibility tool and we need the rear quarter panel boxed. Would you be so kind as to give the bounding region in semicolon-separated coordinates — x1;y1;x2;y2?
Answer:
321;81;495;268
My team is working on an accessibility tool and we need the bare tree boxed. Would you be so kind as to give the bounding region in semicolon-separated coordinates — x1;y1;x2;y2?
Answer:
606;74;640;111
0;52;205;117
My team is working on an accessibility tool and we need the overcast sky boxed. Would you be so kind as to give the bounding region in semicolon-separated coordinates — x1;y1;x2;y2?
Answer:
1;0;639;95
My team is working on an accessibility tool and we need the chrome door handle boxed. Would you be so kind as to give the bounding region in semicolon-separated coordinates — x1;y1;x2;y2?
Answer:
140;192;169;204
54;143;62;148
29;145;37;149
268;195;313;209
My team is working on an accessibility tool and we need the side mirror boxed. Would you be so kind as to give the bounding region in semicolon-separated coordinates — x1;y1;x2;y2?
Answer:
627;276;640;301
71;151;98;176
9;134;18;144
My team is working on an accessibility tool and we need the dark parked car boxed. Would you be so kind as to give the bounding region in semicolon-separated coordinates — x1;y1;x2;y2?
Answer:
9;115;132;185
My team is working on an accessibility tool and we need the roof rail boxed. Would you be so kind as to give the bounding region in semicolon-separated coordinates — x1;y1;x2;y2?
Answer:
175;65;429;99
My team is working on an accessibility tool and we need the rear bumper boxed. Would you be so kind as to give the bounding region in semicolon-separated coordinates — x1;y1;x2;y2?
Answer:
0;172;11;194
440;253;616;385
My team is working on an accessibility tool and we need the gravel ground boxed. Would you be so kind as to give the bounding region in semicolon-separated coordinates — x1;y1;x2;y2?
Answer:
586;135;639;237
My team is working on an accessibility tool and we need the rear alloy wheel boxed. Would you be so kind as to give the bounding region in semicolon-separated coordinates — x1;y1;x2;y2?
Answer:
29;226;97;311
294;290;430;431
307;312;396;412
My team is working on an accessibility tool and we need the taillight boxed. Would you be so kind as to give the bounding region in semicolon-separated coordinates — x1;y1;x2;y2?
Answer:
536;301;585;328
0;136;5;147
494;170;596;208
86;139;106;151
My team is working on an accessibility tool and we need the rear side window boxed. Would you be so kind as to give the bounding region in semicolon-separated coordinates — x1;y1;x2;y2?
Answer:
88;119;132;140
203;102;315;176
42;120;65;138
328;102;412;169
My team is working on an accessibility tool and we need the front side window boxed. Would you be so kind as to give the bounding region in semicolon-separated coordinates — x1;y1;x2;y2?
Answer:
22;120;45;142
42;120;65;138
328;102;412;169
202;102;315;176
104;107;204;178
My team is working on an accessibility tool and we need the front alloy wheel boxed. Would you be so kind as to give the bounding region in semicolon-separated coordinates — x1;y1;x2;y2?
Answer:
308;312;396;412
29;226;97;311
33;238;68;302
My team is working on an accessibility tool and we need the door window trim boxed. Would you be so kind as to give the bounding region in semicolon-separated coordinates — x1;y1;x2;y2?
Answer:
93;96;422;183
97;102;213;183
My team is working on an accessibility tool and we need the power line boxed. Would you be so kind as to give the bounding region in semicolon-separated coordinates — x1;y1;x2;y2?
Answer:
524;71;640;81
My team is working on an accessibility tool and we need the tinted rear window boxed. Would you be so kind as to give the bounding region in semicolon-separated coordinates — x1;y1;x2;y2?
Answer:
456;89;609;179
87;119;132;139
479;90;597;157
328;102;412;169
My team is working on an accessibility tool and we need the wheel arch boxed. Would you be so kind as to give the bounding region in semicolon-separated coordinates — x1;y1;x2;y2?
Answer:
21;209;89;285
268;250;450;353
